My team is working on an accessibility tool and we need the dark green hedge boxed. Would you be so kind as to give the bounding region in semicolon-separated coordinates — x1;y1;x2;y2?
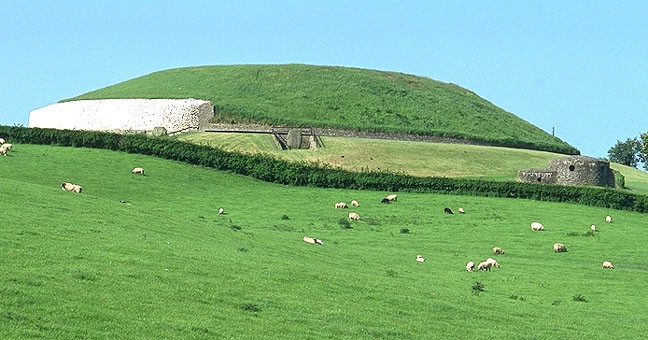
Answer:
1;125;644;212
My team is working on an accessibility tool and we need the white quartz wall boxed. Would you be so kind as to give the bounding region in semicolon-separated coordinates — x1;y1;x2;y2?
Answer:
29;99;214;133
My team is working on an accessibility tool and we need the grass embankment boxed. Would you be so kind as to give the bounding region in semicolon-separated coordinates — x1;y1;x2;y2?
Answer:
2;144;648;339
64;64;577;154
177;132;648;195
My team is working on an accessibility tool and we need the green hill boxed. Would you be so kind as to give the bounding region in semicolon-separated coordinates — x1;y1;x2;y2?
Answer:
2;144;647;339
64;64;578;154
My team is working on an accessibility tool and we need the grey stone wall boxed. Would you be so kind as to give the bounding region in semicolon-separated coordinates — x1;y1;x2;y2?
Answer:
518;156;616;188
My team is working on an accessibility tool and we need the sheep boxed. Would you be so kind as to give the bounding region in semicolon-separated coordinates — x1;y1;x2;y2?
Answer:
0;148;6;157
492;247;505;255
602;261;615;269
458;207;465;214
0;137;5;144
385;194;398;202
381;198;391;204
61;182;82;193
335;202;348;209
477;261;492;271
444;207;454;214
416;255;425;263
553;243;567;252
351;200;359;207
605;215;612;223
0;143;12;152
303;236;324;245
485;257;500;268
531;222;545;231
466;261;475;272
590;224;597;232
348;212;360;221
218;207;225;215
131;167;145;175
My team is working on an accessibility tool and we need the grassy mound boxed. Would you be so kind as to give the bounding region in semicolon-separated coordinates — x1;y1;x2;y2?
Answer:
64;64;577;154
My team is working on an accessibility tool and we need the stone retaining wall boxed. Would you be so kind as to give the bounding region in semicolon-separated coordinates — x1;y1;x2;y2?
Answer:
29;99;214;133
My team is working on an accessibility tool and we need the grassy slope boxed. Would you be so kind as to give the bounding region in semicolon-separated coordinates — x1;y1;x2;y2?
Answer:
2;144;648;339
63;64;576;153
176;132;648;195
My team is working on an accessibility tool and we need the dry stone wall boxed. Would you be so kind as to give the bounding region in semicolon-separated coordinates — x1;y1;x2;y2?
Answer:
29;99;214;133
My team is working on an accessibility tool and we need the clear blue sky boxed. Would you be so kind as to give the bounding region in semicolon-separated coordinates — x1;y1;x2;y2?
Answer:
2;1;646;159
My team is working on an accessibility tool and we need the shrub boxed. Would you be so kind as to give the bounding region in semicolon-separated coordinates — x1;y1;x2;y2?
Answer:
472;281;485;295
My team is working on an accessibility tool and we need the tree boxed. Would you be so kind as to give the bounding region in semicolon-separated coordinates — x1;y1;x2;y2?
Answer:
607;138;640;168
639;133;648;170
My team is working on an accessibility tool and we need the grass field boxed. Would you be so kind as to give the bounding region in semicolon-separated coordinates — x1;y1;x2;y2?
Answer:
2;144;648;339
64;64;577;154
176;132;648;195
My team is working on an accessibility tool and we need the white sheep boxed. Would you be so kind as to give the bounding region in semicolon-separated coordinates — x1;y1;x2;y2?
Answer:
218;207;225;215
466;261;475;272
458;207;465;214
605;215;612;223
61;182;82;193
416;255;425;263
590;224;597;232
531;221;545;231
385;194;398;202
131;167;145;175
485;257;500;268
351;200;359;207
303;236;323;245
0;137;5;144
0;143;12;152
348;212;360;221
553;243;567;252
477;261;492;271
0;148;6;157
602;261;615;269
335;202;348;209
492;247;505;255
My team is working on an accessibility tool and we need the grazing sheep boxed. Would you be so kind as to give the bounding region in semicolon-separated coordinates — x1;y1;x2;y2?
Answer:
131;167;145;175
485;258;500;268
605;215;612;223
385;194;398;202
303;236;324;245
591;224;597;232
0;148;6;157
531;222;545;231
458;207;465;214
0;143;12;152
381;198;391;204
444;207;454;214
477;261;492;271
466;261;475;272
416;255;425;263
351;200;359;207
335;202;348;209
602;261;615;269
348;212;360;221
492;247;505;255
0;137;5;144
218;207;225;215
61;182;82;193
553;243;567;252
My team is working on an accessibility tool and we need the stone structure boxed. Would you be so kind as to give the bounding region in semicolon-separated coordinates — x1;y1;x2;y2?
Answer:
29;99;214;134
517;156;616;188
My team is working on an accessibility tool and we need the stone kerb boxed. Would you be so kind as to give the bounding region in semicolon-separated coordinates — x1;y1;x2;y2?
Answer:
29;99;214;133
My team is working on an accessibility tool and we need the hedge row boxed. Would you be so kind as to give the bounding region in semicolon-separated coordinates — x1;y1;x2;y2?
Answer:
1;125;645;213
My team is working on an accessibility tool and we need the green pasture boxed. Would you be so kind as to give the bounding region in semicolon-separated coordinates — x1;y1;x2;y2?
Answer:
177;132;648;195
2;144;647;339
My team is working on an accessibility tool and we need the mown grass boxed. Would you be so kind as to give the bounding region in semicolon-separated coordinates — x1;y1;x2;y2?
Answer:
63;64;577;154
176;132;648;195
2;144;648;339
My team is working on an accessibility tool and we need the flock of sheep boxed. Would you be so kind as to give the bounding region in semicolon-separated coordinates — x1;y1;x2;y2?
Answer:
0;138;12;156
304;191;617;272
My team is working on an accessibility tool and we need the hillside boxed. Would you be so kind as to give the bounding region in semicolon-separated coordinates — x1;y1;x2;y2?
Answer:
2;144;647;339
64;64;578;154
